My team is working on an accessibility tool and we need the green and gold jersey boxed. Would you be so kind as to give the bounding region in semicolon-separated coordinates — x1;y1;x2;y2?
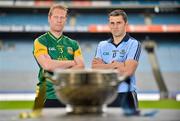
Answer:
33;32;83;99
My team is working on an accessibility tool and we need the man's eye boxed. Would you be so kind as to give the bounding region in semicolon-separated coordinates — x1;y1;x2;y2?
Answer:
53;16;65;19
53;16;58;19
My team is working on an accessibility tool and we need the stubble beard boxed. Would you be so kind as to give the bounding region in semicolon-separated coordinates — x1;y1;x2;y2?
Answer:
113;32;123;38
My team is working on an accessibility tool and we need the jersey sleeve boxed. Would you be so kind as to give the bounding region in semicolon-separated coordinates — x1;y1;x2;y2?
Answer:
94;42;102;59
127;41;141;62
33;39;48;58
74;41;83;57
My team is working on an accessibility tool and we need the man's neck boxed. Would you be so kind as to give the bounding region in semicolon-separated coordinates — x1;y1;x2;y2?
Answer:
50;30;62;39
113;33;126;45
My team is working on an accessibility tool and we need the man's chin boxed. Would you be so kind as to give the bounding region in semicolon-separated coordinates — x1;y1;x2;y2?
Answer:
114;34;121;37
54;29;63;33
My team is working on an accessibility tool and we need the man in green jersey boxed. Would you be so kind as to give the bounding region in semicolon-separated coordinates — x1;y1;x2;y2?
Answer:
33;4;85;107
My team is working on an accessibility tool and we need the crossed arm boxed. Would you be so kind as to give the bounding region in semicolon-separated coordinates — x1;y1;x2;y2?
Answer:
36;54;84;72
92;58;138;77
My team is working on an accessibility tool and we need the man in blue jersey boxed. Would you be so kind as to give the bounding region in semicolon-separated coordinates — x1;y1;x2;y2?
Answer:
92;9;141;115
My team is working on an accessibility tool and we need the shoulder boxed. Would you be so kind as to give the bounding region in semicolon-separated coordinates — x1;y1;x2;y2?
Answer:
63;35;80;49
98;39;111;47
128;36;141;47
34;32;48;46
63;35;78;44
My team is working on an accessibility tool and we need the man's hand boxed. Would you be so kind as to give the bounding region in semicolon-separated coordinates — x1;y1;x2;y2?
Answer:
67;60;76;68
92;58;104;64
111;61;125;76
111;61;124;69
112;60;138;77
69;56;85;69
92;58;118;69
36;54;77;71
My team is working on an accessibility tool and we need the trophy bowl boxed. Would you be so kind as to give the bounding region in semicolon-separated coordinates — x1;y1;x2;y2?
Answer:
47;69;125;114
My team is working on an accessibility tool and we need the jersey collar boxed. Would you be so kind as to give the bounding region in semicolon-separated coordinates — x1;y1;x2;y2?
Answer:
108;33;130;47
48;31;63;43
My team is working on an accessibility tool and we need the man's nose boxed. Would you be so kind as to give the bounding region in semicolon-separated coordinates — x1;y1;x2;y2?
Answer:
57;18;63;22
113;24;119;28
57;17;65;22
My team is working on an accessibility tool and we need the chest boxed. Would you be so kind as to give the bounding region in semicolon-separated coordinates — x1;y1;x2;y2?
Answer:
101;44;129;63
47;41;74;60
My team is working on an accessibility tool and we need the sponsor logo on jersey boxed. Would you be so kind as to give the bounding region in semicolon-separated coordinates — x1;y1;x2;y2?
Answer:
48;47;56;51
103;52;109;55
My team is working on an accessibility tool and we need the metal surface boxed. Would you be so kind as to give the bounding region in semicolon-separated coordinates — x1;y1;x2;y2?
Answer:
50;69;125;114
18;69;125;118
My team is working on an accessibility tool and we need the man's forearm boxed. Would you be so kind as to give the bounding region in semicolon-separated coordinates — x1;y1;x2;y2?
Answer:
70;56;85;69
43;59;75;71
70;63;85;69
115;61;138;77
92;63;115;69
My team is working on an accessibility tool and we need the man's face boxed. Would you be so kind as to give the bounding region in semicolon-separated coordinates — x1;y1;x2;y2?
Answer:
48;8;67;33
109;16;127;37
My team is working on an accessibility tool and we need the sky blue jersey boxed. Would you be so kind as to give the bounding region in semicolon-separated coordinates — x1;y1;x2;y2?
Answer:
95;33;141;93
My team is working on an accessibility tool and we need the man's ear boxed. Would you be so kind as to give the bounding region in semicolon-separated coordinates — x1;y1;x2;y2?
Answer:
125;21;128;26
48;15;50;24
64;17;67;24
125;21;128;28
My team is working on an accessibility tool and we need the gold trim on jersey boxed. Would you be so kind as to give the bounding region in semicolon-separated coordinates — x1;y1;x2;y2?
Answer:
34;39;48;58
35;85;40;98
74;48;82;57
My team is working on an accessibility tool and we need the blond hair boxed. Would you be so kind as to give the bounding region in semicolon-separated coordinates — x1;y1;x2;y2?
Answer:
48;4;68;17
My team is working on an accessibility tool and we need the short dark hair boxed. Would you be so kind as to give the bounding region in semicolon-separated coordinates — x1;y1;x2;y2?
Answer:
48;4;68;17
109;9;128;23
